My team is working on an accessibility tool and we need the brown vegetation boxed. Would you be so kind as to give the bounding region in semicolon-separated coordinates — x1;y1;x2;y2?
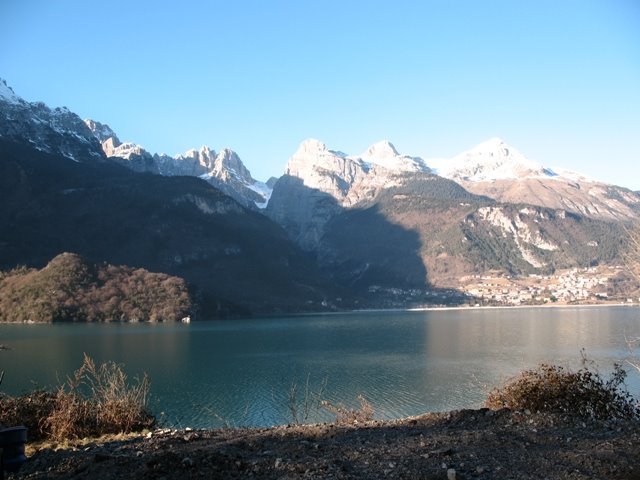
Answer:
0;355;154;442
485;361;640;420
0;253;192;322
320;395;375;425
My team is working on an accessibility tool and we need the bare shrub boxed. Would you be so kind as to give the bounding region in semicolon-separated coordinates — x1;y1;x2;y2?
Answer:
0;391;57;441
627;335;640;375
485;362;639;420
320;395;375;425
45;388;96;441
288;374;327;424
77;354;151;433
42;354;154;441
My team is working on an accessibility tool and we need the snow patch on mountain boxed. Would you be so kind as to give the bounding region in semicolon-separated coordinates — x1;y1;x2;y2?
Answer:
550;167;598;184
0;79;21;105
432;138;552;182
0;80;104;161
247;181;273;209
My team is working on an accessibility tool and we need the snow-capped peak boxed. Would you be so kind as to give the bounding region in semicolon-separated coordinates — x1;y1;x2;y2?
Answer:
283;139;368;197
362;140;399;159
295;138;336;156
435;138;550;182
0;79;22;104
463;137;524;159
357;140;429;173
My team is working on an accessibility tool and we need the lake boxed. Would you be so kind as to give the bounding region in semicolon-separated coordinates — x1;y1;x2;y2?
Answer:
1;306;639;428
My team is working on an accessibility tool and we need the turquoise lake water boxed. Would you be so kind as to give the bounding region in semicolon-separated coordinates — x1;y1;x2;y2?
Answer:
1;306;639;428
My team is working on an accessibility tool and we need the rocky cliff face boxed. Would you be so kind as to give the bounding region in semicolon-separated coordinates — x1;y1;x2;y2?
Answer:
266;138;626;296
0;79;105;162
266;139;431;249
283;139;369;204
84;119;271;209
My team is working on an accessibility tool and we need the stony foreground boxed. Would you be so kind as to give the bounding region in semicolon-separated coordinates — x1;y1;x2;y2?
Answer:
9;408;640;479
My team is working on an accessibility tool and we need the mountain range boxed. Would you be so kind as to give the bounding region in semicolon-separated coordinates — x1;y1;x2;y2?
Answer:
1;78;638;318
83;118;272;210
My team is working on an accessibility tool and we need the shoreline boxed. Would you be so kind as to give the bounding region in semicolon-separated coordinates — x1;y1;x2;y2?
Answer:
17;407;640;479
407;301;637;312
309;300;638;319
0;300;636;324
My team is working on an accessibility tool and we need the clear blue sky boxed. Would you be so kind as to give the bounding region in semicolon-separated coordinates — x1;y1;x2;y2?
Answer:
1;0;639;188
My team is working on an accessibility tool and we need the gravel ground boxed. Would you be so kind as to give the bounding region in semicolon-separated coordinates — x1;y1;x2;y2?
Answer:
8;408;640;479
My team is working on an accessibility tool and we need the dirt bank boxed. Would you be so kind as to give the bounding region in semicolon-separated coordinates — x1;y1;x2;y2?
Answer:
9;408;640;479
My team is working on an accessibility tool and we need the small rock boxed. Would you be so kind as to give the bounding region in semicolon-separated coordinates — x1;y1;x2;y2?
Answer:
136;451;144;458
146;431;153;439
447;468;457;480
274;458;283;468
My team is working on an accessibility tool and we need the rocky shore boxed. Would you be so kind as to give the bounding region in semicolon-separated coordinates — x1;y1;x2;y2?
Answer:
10;408;640;479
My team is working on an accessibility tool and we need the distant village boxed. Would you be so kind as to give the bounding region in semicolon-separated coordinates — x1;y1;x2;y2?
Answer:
459;266;639;306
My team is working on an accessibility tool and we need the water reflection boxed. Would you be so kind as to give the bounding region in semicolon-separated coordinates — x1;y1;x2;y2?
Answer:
0;306;638;427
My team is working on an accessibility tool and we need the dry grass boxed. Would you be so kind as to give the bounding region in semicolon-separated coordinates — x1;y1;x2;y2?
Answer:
485;362;640;421
320;395;375;425
0;354;154;442
0;390;56;441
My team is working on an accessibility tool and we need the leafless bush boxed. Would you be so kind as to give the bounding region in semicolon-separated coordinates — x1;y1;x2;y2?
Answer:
288;374;327;424
320;395;375;425
626;335;640;375
43;354;154;440
0;354;154;442
485;362;639;420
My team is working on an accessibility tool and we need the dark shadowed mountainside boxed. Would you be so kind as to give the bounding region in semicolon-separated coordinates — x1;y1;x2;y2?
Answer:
0;139;340;318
